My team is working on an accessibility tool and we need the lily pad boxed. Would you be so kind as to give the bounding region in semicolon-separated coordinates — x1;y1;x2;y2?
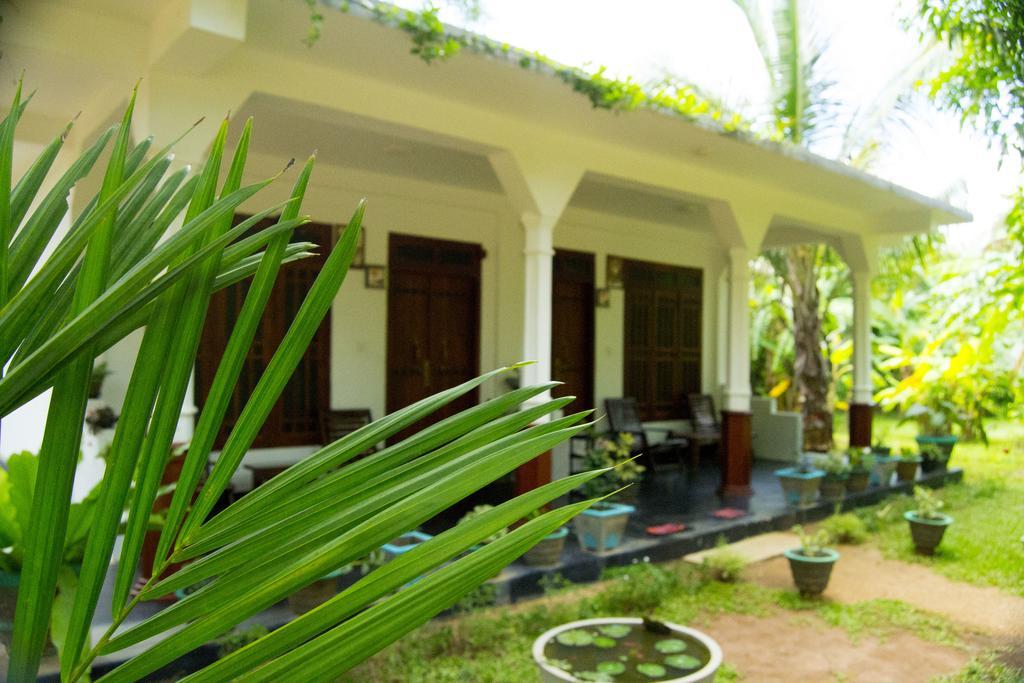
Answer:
546;657;573;672
555;629;594;647
597;661;627;675
597;624;633;638
655;638;688;654
594;636;617;649
637;663;667;678
665;654;702;670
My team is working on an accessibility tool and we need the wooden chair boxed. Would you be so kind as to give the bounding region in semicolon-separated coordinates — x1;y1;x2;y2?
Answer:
603;398;689;471
320;408;378;457
678;393;722;468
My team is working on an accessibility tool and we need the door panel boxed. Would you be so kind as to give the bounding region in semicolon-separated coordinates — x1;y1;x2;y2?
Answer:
386;234;482;442
552;250;595;412
196;219;331;448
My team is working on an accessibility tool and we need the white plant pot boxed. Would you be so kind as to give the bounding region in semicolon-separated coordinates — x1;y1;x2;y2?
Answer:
532;617;723;683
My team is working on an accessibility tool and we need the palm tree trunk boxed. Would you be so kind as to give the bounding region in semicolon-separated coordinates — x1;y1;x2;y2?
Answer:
783;245;833;451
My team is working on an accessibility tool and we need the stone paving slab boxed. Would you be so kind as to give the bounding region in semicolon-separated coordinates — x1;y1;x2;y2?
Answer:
682;530;799;565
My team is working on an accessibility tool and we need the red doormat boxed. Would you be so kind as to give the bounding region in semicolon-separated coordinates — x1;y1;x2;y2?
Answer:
646;522;687;536
710;508;747;520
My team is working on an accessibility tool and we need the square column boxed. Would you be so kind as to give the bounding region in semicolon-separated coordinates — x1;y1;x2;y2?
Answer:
850;269;874;447
720;247;753;498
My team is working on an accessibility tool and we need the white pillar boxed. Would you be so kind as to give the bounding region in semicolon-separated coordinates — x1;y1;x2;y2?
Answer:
723;247;752;413
520;211;558;414
851;269;873;405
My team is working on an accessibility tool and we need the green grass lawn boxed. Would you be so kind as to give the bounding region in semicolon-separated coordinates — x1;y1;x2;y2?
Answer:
843;416;1024;596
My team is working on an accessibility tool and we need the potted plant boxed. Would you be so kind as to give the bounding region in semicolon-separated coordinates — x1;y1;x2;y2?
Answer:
846;448;873;494
573;433;642;553
533;617;723;682
870;445;898;487
895;449;921;483
578;433;644;504
783;525;839;596
774;454;825;509
903;388;964;473
819;452;850;502
871;439;892;457
905;486;953;555
521;509;569;567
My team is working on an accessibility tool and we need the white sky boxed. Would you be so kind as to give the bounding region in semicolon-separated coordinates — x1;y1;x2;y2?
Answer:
394;0;1020;252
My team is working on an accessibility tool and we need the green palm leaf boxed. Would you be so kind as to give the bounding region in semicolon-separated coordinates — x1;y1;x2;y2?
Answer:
4;89;595;683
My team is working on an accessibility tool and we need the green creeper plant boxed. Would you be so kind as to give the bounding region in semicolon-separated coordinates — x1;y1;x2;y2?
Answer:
0;83;603;682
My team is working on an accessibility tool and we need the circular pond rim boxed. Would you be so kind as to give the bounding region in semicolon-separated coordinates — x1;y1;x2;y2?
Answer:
532;617;723;683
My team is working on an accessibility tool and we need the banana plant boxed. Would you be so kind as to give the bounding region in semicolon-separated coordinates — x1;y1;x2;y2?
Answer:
1;82;600;682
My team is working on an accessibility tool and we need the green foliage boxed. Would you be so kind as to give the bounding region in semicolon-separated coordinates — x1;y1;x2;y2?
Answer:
820;451;851;477
816;599;962;647
306;0;746;131
457;505;509;545
1;85;601;682
866;420;1024;596
577;432;644;499
912;485;946;519
699;544;747;583
820;512;870;545
594;560;681;615
934;651;1024;683
214;625;270;659
917;0;1024;156
792;524;832;557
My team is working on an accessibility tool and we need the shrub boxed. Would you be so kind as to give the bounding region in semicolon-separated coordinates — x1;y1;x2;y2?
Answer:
593;560;681;614
821;513;870;545
698;538;747;582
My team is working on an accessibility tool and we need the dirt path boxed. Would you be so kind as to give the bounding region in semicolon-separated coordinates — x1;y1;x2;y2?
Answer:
744;544;1024;639
700;612;972;683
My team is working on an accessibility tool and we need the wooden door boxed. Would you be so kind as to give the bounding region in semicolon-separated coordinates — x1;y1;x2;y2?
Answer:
623;259;702;421
386;234;482;441
196;219;332;448
551;250;595;412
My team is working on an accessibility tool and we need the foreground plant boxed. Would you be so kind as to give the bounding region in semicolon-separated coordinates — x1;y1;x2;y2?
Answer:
905;486;953;555
0;83;600;682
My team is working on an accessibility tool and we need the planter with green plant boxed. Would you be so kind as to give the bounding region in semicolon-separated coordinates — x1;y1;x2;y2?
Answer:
521;509;569;567
846;448;873;493
870;447;898;487
783;526;839;596
895;449;921;483
774;455;825;509
900;388;963;473
0;85;603;682
819;452;850;502
533;617;723;683
573;433;642;553
905;486;953;555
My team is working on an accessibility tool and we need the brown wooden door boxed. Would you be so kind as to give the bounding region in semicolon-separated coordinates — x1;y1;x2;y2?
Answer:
551;250;595;412
623;259;702;421
386;234;482;441
196;219;332;448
